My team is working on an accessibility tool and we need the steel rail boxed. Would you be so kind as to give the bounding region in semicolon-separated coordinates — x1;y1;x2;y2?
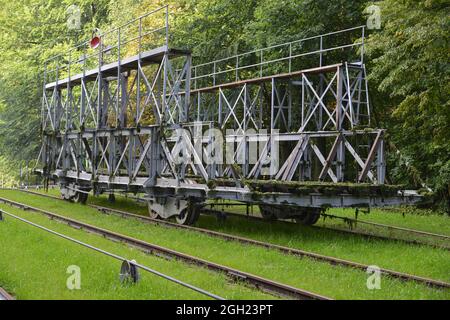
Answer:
320;213;450;240
92;205;450;289
0;209;224;300
191;26;365;68
10;189;450;289
204;202;450;241
0;196;330;300
44;5;169;64
204;208;450;251
0;287;14;301
189;43;362;82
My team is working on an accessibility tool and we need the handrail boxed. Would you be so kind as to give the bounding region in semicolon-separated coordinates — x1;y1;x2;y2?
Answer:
186;26;365;90
194;26;365;69
44;5;169;73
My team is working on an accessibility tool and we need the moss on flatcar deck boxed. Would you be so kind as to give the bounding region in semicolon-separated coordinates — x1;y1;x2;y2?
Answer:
196;178;404;197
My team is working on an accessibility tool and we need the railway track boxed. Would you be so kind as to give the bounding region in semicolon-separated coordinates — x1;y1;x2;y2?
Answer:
101;190;450;249
7;189;450;290
0;287;14;301
0;209;225;300
0;196;330;300
18;188;450;250
320;213;450;240
204;207;450;251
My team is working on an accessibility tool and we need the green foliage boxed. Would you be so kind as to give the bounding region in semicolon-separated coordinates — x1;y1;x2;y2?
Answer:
0;0;448;206
0;156;17;187
365;0;450;209
0;0;110;164
245;0;367;47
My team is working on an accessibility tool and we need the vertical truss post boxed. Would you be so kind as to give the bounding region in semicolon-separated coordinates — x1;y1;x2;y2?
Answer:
117;28;122;128
41;64;47;132
147;129;158;187
108;132;114;177
301;76;305;128
162;54;168;124
287;82;292;131
270;78;275;132
120;75;128;127
137;57;141;127
319;36;323;67
336;66;345;181
184;54;192;122
81;44;87;127
242;84;248;176
66;51;72;132
218;90;222;125
377;135;385;184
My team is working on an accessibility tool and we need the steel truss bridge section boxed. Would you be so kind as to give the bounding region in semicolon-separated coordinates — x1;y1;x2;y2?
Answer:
38;7;419;225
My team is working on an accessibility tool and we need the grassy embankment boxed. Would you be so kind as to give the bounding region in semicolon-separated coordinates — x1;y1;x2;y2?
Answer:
0;189;448;299
0;204;272;300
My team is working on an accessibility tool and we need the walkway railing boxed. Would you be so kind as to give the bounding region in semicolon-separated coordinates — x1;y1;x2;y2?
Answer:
189;26;365;90
43;5;169;85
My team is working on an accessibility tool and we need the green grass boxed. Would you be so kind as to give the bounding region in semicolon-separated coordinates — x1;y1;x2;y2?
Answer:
321;207;450;235
0;189;449;299
0;205;272;300
81;191;450;282
205;201;450;247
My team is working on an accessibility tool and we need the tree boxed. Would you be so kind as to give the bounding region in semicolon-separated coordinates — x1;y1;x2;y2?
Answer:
0;0;110;173
365;0;450;208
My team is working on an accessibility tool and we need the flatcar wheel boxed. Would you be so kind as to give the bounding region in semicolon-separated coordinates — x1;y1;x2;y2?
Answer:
147;202;160;219
176;206;200;226
148;210;160;220
61;191;70;201
73;191;88;204
295;211;321;225
259;206;278;221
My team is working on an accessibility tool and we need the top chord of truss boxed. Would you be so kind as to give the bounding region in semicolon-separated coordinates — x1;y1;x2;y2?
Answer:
45;46;190;91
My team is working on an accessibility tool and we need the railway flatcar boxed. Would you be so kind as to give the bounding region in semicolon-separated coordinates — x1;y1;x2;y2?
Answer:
37;6;420;225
